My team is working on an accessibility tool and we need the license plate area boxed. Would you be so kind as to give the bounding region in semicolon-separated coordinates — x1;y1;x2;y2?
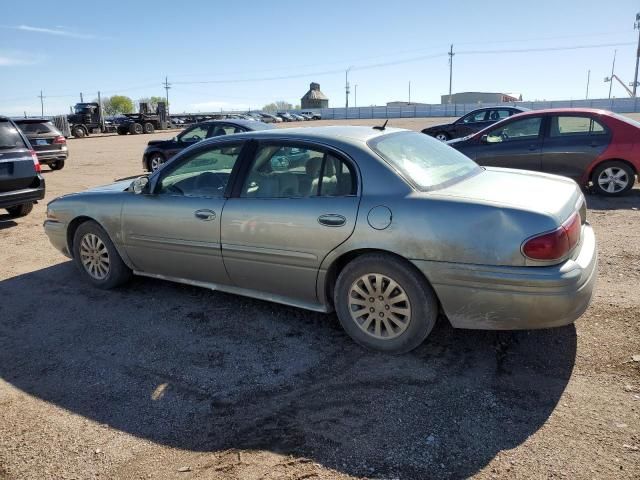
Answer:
35;139;48;146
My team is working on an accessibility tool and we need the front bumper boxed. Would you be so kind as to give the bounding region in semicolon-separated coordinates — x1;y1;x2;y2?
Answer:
412;224;598;330
0;177;45;209
43;219;72;257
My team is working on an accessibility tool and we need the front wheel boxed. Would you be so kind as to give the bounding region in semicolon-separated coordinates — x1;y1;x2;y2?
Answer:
73;221;132;289
334;253;438;354
434;132;450;141
592;161;635;196
6;202;33;218
148;153;165;172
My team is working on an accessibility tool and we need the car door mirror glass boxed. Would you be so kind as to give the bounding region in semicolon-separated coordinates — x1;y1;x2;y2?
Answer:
131;176;149;194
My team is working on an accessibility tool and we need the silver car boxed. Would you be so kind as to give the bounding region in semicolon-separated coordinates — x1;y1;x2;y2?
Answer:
44;126;597;353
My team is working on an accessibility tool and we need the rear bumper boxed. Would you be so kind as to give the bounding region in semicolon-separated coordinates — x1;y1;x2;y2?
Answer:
0;177;45;209
35;147;68;163
412;224;598;330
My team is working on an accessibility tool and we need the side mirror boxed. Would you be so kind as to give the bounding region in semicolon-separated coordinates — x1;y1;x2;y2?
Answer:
480;134;489;144
131;176;149;195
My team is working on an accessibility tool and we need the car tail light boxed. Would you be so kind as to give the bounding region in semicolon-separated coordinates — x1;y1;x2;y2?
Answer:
29;149;41;173
53;135;66;144
522;212;581;261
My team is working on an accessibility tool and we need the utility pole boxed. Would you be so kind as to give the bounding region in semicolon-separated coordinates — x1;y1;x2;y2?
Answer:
97;91;103;130
448;44;454;103
586;70;590;99
345;67;352;109
80;92;84;102
633;13;640;96
38;90;45;117
408;80;411;104
163;76;171;114
609;50;617;99
354;84;358;108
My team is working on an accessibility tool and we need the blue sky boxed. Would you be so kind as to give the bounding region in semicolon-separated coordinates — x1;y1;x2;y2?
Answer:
1;0;639;116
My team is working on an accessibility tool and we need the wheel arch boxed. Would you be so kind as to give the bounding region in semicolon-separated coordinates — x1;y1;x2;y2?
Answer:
66;216;134;269
321;247;439;312
586;157;638;183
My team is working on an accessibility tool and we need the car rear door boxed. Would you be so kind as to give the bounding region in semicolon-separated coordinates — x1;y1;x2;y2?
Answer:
473;115;544;171
121;141;246;285
541;114;611;181
0;120;36;194
220;141;360;305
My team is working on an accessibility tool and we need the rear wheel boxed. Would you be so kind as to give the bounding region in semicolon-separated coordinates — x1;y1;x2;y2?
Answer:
143;122;155;134
50;160;65;170
592;161;635;196
129;123;143;135
6;203;33;218
72;126;86;138
73;221;131;289
334;253;438;354
117;126;128;135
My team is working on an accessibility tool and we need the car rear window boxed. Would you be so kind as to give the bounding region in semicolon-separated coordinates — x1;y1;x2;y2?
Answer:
0;120;27;149
369;131;481;191
16;121;60;135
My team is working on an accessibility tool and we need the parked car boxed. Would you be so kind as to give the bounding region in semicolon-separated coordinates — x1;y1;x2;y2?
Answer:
301;111;322;120
259;113;281;123
13;118;68;170
298;113;313;121
277;112;296;122
142;119;275;171
289;113;305;121
0;116;45;218
422;106;528;141
449;108;640;196
44;126;596;354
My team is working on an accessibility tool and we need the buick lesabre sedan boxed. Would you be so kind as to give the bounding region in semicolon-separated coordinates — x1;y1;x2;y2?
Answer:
44;126;597;353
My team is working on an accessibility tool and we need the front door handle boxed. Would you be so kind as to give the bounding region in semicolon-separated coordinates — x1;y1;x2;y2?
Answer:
528;144;538;151
318;214;346;227
194;209;216;221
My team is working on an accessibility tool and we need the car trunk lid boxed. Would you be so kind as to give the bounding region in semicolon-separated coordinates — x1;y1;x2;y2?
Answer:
0;120;37;193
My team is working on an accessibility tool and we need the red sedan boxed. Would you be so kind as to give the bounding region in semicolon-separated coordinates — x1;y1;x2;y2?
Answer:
448;108;640;196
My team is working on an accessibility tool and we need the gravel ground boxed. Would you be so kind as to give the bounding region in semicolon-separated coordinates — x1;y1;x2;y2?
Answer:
0;117;639;480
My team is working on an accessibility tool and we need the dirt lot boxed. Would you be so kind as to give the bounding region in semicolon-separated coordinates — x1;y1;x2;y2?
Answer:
0;117;639;480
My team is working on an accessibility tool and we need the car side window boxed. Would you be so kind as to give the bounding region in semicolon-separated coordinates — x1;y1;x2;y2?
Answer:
550;116;608;137
462;111;488;124
157;144;243;198
208;125;244;137
486;117;542;143
179;125;208;143
240;145;355;198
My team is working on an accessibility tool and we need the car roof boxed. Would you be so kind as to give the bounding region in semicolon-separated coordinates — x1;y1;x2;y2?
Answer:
199;119;265;128
507;107;613;117
12;118;52;124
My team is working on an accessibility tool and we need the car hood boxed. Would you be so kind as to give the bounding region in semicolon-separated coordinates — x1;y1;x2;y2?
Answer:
147;139;173;147
423;123;452;131
430;167;583;223
81;179;133;194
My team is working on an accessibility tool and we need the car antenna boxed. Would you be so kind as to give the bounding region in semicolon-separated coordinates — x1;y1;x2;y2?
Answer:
373;119;389;131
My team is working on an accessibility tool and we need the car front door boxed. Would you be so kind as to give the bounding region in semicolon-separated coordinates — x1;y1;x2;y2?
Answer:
121;141;245;284
453;110;489;137
473;115;544;171
220;142;360;305
167;124;210;158
541;115;611;181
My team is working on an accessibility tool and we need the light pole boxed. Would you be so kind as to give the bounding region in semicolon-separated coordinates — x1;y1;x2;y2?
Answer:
586;70;590;99
448;44;454;103
633;13;640;96
354;84;358;108
345;66;352;109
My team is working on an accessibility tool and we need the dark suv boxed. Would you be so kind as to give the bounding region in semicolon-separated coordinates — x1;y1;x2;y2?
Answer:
421;106;528;141
0;117;45;218
14;118;68;170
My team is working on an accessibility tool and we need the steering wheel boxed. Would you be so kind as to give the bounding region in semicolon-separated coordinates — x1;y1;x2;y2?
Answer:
195;172;225;192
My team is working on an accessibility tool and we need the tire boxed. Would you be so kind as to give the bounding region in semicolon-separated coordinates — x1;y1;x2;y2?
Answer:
49;160;65;170
129;123;143;135
6;202;33;218
72;220;132;289
334;253;438;354
147;153;165;172
143;122;155;134
117;126;128;135
72;126;86;138
591;161;635;196
434;132;450;141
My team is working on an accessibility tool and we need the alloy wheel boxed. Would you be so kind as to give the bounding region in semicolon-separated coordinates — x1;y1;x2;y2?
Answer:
597;167;629;194
150;155;164;171
435;133;448;141
348;273;412;340
79;233;110;280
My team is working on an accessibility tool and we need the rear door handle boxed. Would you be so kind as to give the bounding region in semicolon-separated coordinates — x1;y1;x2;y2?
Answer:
194;209;216;221
528;144;539;151
318;214;346;227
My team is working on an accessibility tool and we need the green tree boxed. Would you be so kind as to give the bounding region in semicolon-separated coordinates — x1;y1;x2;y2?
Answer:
263;100;292;113
262;102;278;113
102;95;134;116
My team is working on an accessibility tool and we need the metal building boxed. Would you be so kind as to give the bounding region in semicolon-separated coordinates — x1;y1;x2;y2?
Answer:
301;82;329;109
441;92;522;104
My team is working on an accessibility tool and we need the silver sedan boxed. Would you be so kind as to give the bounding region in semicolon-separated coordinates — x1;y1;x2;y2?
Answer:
44;126;597;353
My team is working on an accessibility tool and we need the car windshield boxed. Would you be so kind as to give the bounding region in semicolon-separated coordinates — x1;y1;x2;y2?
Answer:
369;131;481;191
0;120;27;149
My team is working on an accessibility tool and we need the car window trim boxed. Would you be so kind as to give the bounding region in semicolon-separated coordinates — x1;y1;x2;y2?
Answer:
149;139;248;198
229;138;360;199
487;115;544;142
545;114;610;138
